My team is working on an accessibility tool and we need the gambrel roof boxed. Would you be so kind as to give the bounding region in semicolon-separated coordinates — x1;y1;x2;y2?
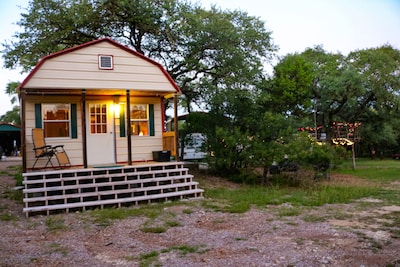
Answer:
18;38;181;96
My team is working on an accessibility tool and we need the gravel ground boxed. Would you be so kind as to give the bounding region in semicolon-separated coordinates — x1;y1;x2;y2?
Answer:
0;159;400;267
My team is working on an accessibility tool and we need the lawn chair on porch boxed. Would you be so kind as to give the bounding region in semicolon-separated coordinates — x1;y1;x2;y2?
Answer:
32;128;71;169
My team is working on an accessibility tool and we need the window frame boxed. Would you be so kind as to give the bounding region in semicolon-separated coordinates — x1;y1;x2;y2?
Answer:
98;54;114;70
42;103;71;139
130;104;149;136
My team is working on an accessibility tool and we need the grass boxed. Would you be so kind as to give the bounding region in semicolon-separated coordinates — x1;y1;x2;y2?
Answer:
137;245;207;267
45;216;67;232
47;242;68;256
204;183;382;213
34;158;397;228
3;157;399;225
337;159;400;182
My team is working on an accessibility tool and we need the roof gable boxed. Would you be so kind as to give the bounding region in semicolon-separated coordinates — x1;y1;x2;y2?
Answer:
18;38;181;94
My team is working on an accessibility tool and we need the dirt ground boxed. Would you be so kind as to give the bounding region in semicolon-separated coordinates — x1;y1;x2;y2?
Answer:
0;158;400;267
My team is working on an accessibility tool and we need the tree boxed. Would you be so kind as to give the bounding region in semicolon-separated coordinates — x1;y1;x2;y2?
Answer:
270;45;400;150
0;106;20;125
1;81;20;125
2;0;276;113
345;45;400;153
268;53;314;117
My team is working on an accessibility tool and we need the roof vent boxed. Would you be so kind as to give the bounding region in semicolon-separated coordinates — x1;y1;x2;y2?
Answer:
98;55;113;70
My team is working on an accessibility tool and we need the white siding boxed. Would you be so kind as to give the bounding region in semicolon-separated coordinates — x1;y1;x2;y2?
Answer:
24;42;177;92
25;98;84;168
115;97;164;163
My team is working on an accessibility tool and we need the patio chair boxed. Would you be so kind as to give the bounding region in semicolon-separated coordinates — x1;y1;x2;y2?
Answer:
32;128;71;169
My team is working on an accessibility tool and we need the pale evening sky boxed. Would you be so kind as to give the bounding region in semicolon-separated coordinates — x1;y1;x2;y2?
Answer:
1;0;399;116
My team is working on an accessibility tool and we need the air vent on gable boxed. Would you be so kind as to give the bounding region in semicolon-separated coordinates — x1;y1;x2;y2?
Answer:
98;55;113;70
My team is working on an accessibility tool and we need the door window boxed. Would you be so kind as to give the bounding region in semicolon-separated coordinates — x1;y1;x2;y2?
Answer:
89;103;107;134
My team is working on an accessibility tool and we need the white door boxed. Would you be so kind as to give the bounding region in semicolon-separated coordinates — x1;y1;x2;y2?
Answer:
86;101;115;165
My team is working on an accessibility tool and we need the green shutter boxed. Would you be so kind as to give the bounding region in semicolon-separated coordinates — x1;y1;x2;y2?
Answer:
120;104;126;137
71;104;77;138
34;104;42;128
149;104;155;136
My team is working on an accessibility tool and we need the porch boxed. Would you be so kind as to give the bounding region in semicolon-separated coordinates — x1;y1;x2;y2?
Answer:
23;161;203;217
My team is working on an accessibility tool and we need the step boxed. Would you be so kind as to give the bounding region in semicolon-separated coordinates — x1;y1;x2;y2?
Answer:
23;181;200;202
23;189;204;214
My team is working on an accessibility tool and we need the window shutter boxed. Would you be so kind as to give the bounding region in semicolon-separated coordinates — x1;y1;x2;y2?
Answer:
120;104;126;137
149;104;155;136
71;104;77;139
34;104;42;128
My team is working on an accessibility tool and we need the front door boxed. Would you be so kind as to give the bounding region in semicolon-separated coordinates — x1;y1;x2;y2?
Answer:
86;101;115;165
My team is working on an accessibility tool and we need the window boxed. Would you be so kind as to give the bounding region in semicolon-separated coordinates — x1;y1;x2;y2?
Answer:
98;55;113;69
89;103;107;134
43;104;70;138
130;104;148;136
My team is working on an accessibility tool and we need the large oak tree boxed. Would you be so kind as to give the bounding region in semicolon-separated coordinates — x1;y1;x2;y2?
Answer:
2;0;276;113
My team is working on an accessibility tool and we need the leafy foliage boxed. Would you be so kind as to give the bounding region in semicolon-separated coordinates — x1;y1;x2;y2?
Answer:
2;0;400;175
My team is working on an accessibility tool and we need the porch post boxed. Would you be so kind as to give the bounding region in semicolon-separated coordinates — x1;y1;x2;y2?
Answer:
81;89;88;168
20;89;27;172
174;94;179;161
126;90;132;165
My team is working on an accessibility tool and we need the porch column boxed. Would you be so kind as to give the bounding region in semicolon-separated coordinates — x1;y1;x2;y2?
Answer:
20;89;27;172
126;90;132;165
81;89;88;168
174;94;179;161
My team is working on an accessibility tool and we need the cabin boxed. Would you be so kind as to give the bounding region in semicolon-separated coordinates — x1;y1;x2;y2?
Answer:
18;38;203;216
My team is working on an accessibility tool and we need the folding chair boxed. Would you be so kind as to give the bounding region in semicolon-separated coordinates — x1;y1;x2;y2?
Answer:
53;145;71;168
32;128;71;169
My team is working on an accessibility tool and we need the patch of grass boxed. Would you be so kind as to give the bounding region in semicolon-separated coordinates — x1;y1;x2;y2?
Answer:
2;187;23;202
277;206;303;217
0;213;17;221
171;245;201;255
380;211;400;238
182;208;193;214
140;225;167;233
138;251;160;267
330;211;353;220
204;181;382;213
45;216;66;232
92;205;164;226
165;220;181;227
338;159;400;182
161;244;207;255
14;172;23;187
91;202;193;227
47;242;68;256
302;214;326;223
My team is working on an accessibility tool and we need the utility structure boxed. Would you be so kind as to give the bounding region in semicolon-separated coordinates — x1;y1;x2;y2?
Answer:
298;122;362;170
331;122;362;170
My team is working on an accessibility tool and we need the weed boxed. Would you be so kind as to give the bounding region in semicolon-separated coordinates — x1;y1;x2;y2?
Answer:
165;220;181;227
2;186;23;203
0;213;17;221
277;206;302;217
45;216;66;232
139;251;160;267
47;242;68;256
140;225;167;233
182;208;193;214
303;214;326;223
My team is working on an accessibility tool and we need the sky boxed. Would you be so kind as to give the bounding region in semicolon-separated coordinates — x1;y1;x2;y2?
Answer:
1;0;400;117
